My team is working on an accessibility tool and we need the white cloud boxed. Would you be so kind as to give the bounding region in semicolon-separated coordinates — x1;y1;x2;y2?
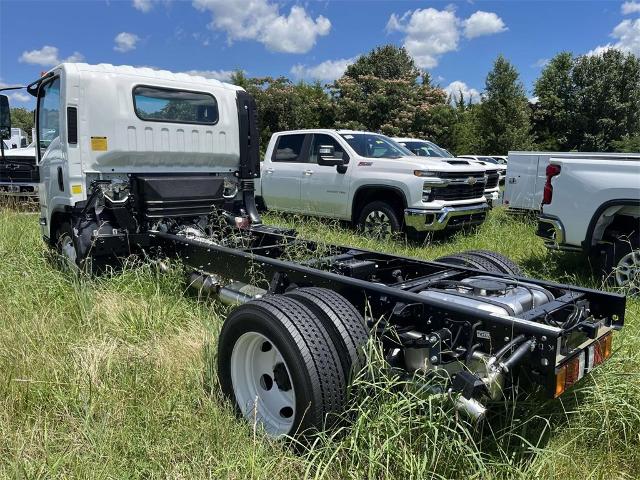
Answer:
133;0;153;12
290;57;356;82
622;1;640;14
532;58;549;68
183;69;235;82
9;92;31;103
443;80;481;104
192;0;330;53
387;8;506;68
114;32;140;52
386;8;460;68
19;45;84;66
588;18;640;57
463;11;507;39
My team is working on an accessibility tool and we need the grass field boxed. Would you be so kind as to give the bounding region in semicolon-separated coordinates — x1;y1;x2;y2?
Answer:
0;207;638;479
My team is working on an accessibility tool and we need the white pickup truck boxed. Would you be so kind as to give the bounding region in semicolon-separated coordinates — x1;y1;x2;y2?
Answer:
255;129;490;237
536;156;640;289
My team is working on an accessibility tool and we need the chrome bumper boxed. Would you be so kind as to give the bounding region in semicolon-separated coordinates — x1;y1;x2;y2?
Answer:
0;182;39;197
405;203;489;232
536;215;580;251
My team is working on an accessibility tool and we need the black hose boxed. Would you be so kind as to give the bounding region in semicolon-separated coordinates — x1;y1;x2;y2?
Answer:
493;334;526;361
502;339;534;372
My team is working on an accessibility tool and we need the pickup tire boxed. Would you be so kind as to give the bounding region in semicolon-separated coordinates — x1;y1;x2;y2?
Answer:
285;287;368;380
607;234;639;292
357;201;402;238
217;295;346;437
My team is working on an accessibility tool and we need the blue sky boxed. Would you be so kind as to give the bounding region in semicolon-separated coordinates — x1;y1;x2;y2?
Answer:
1;0;639;108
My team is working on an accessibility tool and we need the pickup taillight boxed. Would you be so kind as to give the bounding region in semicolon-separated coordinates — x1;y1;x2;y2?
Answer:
542;164;561;205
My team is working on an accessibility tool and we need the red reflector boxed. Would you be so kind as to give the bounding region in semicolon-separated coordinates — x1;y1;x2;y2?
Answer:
565;357;581;386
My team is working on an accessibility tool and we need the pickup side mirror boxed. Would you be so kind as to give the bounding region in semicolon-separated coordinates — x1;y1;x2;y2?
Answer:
0;95;11;140
317;145;345;167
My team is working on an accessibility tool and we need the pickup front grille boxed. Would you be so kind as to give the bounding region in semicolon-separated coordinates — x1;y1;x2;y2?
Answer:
0;163;39;183
431;183;486;201
486;172;499;189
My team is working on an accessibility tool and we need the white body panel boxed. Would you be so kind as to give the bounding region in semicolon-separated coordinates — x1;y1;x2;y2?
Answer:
35;63;244;239
541;157;640;247
503;151;639;213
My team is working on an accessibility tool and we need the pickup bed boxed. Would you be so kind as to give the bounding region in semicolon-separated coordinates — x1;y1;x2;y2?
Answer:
255;130;490;237
536;156;640;289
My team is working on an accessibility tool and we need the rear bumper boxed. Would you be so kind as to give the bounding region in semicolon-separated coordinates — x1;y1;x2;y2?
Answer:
536;214;582;252
405;203;488;232
0;182;39;197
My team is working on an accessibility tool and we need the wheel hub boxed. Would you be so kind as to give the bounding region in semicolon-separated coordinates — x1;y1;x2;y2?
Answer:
230;332;296;436
616;249;640;291
364;210;392;237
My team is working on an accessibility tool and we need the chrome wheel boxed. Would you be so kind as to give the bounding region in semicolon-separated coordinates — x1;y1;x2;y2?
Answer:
615;249;640;290
230;331;296;436
363;210;392;238
60;234;78;265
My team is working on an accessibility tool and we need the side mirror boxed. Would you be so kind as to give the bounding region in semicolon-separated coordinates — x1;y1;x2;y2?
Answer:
0;95;11;140
317;145;344;167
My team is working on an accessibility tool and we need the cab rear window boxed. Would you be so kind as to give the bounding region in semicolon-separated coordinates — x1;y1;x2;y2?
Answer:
133;86;218;125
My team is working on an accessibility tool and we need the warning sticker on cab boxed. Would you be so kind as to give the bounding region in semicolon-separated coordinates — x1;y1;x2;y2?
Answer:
91;136;108;151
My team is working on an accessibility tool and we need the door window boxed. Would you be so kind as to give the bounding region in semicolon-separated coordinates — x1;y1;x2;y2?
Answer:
273;134;308;162
37;77;61;159
309;134;348;164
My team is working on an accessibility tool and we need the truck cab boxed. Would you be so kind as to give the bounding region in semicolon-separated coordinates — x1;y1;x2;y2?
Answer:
257;130;490;237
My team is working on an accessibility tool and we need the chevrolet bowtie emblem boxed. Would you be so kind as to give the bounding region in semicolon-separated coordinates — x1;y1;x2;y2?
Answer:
467;176;477;185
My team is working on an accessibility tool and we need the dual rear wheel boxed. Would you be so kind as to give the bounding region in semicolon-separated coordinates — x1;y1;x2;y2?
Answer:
217;289;368;437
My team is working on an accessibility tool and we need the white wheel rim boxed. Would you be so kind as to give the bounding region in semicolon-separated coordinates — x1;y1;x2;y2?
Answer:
615;249;640;289
61;235;77;264
230;331;296;436
364;210;392;237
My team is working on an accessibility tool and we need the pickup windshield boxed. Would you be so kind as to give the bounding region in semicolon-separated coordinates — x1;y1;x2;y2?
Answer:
398;140;450;158
340;133;412;159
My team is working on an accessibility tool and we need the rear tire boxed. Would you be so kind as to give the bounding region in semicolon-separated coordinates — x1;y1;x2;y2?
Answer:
434;251;502;273
217;296;346;437
606;234;639;293
463;250;523;276
285;287;368;380
357;201;402;239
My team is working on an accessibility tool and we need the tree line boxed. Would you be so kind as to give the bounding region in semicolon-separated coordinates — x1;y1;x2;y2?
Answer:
10;45;640;155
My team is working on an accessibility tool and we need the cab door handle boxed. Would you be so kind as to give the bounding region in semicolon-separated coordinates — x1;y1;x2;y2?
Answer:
265;168;274;174
303;170;314;176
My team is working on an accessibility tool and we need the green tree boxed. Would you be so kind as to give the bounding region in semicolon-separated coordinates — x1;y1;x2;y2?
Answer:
231;72;334;153
10;107;34;142
332;45;447;137
571;49;640;151
532;52;575;150
475;55;533;154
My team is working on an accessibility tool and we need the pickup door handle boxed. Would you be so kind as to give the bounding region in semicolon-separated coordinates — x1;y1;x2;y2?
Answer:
303;170;314;176
265;168;274;174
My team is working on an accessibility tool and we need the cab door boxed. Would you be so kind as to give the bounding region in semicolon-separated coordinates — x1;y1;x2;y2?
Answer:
260;133;310;212
301;133;351;218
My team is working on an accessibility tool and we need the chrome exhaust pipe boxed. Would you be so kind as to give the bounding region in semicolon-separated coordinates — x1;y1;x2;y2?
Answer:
189;273;265;306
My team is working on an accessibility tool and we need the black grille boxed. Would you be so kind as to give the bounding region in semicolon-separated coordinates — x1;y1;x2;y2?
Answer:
437;171;485;179
486;172;499;189
0;161;39;183
431;183;486;201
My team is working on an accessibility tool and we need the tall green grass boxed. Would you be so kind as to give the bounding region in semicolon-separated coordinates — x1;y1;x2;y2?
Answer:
0;208;637;479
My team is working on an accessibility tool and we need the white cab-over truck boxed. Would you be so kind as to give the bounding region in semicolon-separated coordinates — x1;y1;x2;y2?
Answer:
0;63;626;440
504;151;639;214
255;130;490;237
536;156;640;289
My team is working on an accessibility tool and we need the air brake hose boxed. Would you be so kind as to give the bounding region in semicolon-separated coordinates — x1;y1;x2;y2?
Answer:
501;339;535;372
493;334;526;361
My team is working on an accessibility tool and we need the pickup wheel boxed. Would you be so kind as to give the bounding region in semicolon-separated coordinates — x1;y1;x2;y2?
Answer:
217;296;346;437
285;287;368;380
609;234;639;292
357;201;402;238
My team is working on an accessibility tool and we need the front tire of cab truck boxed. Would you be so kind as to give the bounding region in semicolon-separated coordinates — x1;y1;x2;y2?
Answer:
356;201;402;239
217;295;347;438
603;233;640;294
54;220;106;273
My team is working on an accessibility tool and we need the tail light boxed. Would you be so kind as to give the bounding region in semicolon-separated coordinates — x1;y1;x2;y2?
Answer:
542;164;561;205
554;333;612;398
